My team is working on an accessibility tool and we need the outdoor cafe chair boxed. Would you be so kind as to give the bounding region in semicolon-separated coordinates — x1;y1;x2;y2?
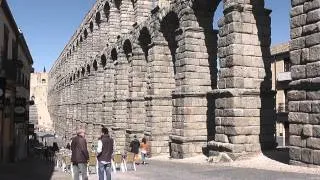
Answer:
87;153;98;175
124;152;136;171
112;153;126;173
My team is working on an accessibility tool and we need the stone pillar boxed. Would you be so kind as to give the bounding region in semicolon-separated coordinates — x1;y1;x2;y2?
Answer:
160;5;213;158
103;58;115;128
113;51;129;152
144;40;174;156
108;2;121;44
120;0;135;34
134;0;153;24
288;0;320;166
208;1;276;159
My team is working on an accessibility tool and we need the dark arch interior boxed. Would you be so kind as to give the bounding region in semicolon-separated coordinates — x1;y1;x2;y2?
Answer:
115;0;121;10
87;65;91;74
84;29;88;39
90;21;94;32
96;12;101;24
160;11;180;75
80;36;83;42
123;39;132;58
77;70;80;78
104;2;110;21
93;60;98;71
101;54;107;67
111;48;118;61
138;27;151;60
81;67;85;76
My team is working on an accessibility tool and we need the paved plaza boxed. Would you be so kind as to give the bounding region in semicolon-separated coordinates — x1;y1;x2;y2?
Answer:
1;154;320;180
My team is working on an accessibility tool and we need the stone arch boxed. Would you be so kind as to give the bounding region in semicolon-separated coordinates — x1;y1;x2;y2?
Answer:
104;2;111;21
81;67;85;76
111;48;118;61
160;11;179;75
101;54;107;67
95;11;101;25
86;64;91;74
114;0;121;10
123;39;133;59
89;21;94;32
93;60;98;71
84;29;88;39
138;27;152;61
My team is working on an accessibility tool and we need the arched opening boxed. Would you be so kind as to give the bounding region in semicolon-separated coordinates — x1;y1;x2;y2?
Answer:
123;39;133;59
76;40;79;47
93;60;98;71
89;21;94;32
101;54;107;67
84;29;88;39
114;0;121;10
81;67;85;76
87;65;91;75
80;36;83;42
111;48;118;62
138;27;151;61
77;70;80;78
160;11;180;76
104;2;110;21
95;12;101;25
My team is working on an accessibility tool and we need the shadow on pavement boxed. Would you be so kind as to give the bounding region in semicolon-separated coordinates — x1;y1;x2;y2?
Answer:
262;147;290;164
0;158;55;180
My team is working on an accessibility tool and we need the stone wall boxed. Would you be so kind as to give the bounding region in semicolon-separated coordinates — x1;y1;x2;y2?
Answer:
288;0;320;166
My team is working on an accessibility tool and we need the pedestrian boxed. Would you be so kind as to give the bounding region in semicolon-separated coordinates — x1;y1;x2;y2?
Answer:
140;137;149;165
97;127;114;180
71;129;89;180
129;135;140;162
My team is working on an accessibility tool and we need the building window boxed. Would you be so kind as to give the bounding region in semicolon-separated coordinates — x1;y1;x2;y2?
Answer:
284;58;291;72
42;79;46;83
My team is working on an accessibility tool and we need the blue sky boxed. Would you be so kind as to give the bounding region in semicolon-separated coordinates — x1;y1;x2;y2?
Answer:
7;0;290;72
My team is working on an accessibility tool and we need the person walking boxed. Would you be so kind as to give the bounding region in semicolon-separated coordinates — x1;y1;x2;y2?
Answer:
129;135;140;162
140;137;149;165
97;127;114;180
71;129;89;180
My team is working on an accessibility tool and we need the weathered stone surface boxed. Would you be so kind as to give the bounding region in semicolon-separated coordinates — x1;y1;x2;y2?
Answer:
46;0;320;166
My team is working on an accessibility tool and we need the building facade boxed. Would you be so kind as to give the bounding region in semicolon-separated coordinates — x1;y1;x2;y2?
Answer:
30;71;53;133
0;0;33;163
48;0;320;166
271;43;291;147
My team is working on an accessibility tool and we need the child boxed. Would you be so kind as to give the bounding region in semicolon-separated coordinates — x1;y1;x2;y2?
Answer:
140;138;149;165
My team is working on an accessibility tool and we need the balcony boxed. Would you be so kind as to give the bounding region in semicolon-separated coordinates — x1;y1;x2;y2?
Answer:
277;72;292;82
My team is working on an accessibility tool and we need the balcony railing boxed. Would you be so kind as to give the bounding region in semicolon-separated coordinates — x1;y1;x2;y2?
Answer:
277;72;292;82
